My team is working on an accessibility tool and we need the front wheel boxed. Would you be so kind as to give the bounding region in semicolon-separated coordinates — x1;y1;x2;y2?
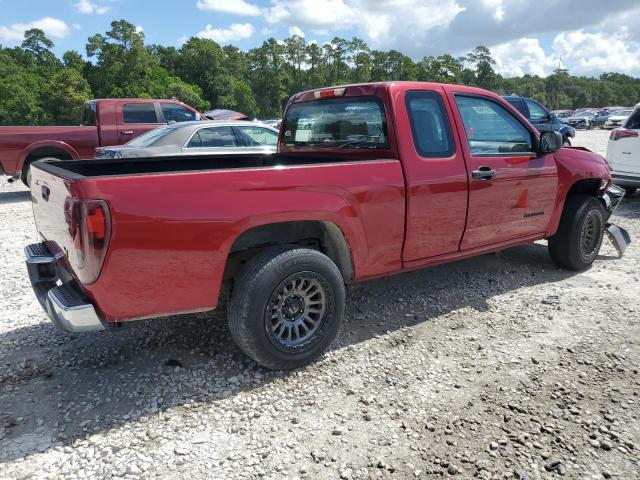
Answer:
548;195;605;271
562;137;571;147
228;247;345;370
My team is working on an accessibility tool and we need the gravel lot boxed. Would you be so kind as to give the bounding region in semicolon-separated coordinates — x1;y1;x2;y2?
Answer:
1;129;638;479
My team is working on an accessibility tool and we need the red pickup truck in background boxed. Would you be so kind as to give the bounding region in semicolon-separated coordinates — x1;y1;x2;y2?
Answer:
0;98;203;185
25;82;630;370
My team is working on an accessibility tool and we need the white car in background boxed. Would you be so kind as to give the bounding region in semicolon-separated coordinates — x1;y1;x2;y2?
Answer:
604;109;634;129
606;103;640;197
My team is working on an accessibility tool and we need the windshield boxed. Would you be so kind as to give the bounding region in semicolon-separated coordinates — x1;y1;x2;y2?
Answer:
576;111;595;117
614;110;633;117
126;126;175;147
282;97;388;149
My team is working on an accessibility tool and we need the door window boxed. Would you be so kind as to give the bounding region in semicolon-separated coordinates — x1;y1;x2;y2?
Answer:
524;99;549;121
405;91;455;157
161;103;198;123
123;103;158;124
455;96;534;155
236;126;278;146
187;127;238;148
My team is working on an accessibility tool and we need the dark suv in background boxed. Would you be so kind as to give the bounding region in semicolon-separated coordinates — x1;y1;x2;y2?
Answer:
502;95;576;146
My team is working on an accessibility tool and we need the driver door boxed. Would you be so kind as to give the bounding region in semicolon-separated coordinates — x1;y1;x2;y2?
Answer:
451;94;558;250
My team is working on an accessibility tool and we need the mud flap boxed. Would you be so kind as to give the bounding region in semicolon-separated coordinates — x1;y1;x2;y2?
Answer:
606;223;631;257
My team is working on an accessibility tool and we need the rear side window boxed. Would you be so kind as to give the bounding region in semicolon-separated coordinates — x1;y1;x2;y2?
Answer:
123;103;158;124
187;127;238;148
405;91;454;158
161;103;197;123
282;97;388;149
82;103;96;126
236;126;278;146
127;126;174;147
455;95;533;155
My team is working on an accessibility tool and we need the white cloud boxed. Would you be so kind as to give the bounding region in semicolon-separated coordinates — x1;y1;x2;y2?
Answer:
288;26;304;38
490;27;640;78
74;0;109;15
197;23;254;43
492;38;558;77
266;0;357;29
553;29;640;77
0;17;69;43
196;0;261;16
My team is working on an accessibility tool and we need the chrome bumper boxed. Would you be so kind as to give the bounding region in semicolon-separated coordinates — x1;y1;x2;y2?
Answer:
25;243;105;333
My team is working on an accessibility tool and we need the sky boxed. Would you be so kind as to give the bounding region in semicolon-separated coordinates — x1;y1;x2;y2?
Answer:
1;0;640;78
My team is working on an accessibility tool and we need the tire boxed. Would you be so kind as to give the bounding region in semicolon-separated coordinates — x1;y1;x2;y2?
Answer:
548;195;605;271
228;246;345;370
21;161;32;187
21;156;63;187
623;186;637;197
562;137;571;147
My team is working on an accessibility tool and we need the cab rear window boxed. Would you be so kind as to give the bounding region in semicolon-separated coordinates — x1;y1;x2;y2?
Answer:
282;97;388;149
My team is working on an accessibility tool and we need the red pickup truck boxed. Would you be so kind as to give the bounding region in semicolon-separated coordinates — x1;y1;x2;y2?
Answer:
0;98;203;185
25;82;630;370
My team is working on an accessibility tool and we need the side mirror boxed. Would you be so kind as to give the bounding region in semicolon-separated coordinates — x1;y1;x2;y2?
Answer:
538;131;563;154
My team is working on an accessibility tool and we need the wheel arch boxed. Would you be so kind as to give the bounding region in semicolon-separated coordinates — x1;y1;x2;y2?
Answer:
221;220;355;299
547;178;605;237
19;141;78;177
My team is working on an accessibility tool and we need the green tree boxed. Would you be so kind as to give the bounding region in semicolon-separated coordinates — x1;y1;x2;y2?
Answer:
43;68;92;124
466;46;498;90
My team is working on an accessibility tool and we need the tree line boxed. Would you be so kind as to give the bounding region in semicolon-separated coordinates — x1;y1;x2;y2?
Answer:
1;19;640;125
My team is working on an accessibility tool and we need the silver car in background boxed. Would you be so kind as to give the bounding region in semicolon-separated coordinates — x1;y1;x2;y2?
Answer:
96;121;279;159
604;109;634;129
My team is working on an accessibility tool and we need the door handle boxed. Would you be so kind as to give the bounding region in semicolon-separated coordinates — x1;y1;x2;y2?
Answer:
121;130;134;135
472;166;496;181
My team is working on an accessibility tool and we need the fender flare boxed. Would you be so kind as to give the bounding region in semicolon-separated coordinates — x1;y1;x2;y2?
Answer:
220;212;363;281
17;140;79;174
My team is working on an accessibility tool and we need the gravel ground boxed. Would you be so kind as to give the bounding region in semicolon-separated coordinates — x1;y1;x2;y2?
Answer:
1;129;638;480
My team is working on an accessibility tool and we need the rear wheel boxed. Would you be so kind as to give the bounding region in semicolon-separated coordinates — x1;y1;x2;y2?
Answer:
21;154;69;187
548;195;605;271
228;247;345;370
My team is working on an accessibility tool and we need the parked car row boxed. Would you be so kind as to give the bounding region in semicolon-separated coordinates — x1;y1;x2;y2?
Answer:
0;98;280;185
549;107;635;130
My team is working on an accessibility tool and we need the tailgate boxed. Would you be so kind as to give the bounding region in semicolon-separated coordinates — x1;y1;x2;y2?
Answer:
30;163;82;277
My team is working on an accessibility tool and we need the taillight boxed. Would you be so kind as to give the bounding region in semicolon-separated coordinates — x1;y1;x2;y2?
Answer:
610;128;639;141
64;198;111;285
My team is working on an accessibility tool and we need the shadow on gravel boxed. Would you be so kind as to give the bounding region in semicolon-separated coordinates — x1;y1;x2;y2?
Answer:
0;241;591;462
0;190;30;205
613;196;640;220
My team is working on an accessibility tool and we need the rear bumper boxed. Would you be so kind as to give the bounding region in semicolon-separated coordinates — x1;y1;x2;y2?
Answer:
25;243;105;333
